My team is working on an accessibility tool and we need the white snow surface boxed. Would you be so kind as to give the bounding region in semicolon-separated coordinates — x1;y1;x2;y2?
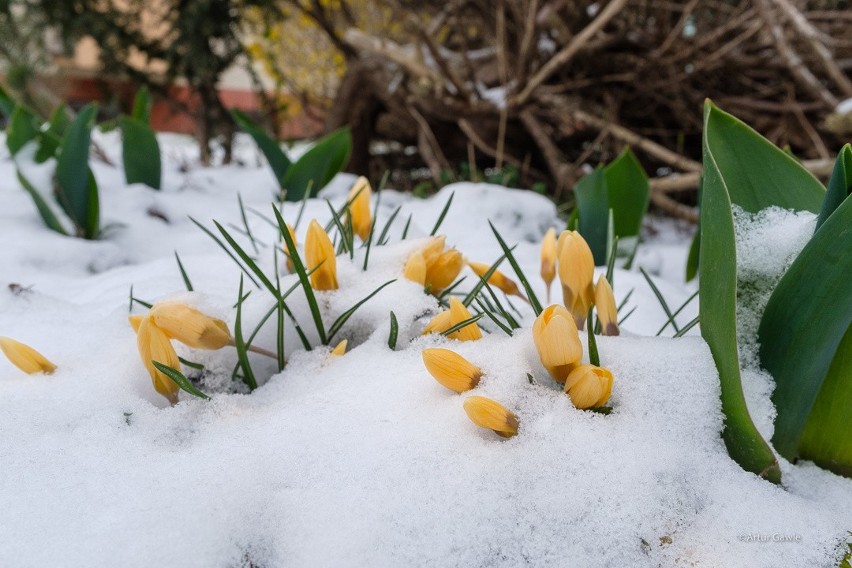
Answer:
0;133;850;567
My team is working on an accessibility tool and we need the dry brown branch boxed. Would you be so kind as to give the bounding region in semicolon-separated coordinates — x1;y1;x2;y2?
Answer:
650;191;699;223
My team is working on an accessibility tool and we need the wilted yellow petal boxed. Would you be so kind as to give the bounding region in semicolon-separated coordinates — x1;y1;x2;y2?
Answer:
404;251;427;285
426;249;464;292
422;348;482;393
305;219;339;290
330;339;348;356
541;228;557;302
0;337;56;374
564;364;614;409
468;261;521;297
149;302;231;349
346;176;373;241
557;230;595;329
532;305;583;383
136;317;181;404
463;396;519;437
594;275;620;336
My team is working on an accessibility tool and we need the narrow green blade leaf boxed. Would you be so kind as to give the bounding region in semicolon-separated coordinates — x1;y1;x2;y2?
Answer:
586;307;600;366
327;280;395;342
16;169;68;235
440;313;485;337
235;276;258;390
174;252;194;291
152;361;210;400
121;116;161;189
232;109;292;185
574;167;608;265
282;128;351;201
488;221;543;315
388;311;399;350
815;143;852;230
430;191;455;236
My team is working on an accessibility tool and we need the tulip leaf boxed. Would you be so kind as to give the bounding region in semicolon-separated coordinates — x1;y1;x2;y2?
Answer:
604;147;649;241
232;109;291;187
685;228;700;282
282;128;352;202
699;100;781;483
759;194;852;469
131;86;151;125
6;104;39;156
121;116;161;189
574;167;609;265
35;104;70;163
55;103;100;239
816;143;852;230
16;169;68;235
152;361;210;400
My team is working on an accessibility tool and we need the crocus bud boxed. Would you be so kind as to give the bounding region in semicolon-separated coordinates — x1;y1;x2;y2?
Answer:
564;364;613;409
0;336;56;374
346;176;373;241
557;230;595;329
403;250;427;286
468;261;522;298
281;223;297;272
149;302;231;349
540;228;557;303
532;304;583;383
422;297;482;341
422;348;482;393
305;219;339;291
463;396;519;438
594;275;619;336
136;317;181;405
426;249;464;292
330;339;348;356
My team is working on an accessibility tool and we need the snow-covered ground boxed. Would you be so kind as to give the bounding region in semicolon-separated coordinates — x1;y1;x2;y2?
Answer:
0;132;850;567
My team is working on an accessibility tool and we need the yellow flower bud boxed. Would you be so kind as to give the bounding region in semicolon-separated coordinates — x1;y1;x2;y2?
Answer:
421;236;446;266
532;305;583;383
305;219;339;291
564;364;613;409
149;302;231;350
468;261;522;297
403;250;427;285
422;348;482;393
330;339;348;356
346;176;373;241
423;297;482;341
594;275;619;336
540;228;557;303
463;396;519;438
557;230;595;330
136;317;181;405
0;336;56;374
281;223;297;272
426;249;464;292
128;314;144;333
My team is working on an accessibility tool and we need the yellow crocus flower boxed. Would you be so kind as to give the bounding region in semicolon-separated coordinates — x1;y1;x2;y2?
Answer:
330;339;348;356
540;228;557;303
463;396;519;438
564;364;613;409
136;317;181;405
532;305;583;383
305;219;339;291
426;249;464;292
0;336;56;374
403;250;427;286
557;230;595;330
421;348;482;393
468;261;523;299
346;176;373;241
594;275;620;336
128;314;144;333
149;302;231;350
423;297;482;341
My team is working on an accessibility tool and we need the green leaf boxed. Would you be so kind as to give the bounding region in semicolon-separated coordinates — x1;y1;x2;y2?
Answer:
685;228;700;282
35;104;70;163
16;169;68;235
388;311;398;350
281;128;351;201
6;104;39;155
700;100;781;483
815;144;852;230
131;86;151;125
574;167;608;265
327;280;395;342
121;116;161;189
55;103;99;238
430;191;455;236
174;252;193;291
604;147;649;240
759;195;852;469
152;361;210;400
234;276;258;391
0;85;14;119
488;221;543;315
232;109;291;186
586;307;600;366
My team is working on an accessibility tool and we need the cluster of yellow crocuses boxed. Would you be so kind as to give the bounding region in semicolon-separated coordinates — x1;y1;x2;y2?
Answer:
418;228;619;438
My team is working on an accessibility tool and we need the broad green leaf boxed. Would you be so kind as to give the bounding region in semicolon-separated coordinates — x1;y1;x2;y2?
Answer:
603;147;649;239
35;104;70;163
700;101;781;483
132;86;151;125
55;103;99;238
574;167;608;264
282;128;352;202
685;229;700;282
120;116;161;189
231;109;291;185
816;144;852;230
16;170;68;235
703;101;823;213
6;104;39;155
760;194;852;466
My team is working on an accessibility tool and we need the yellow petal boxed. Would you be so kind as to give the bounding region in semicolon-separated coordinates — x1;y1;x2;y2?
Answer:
594;275;619;336
557;230;595;328
305;219;339;290
346;176;373;241
136;318;181;404
463;396;519;437
421;236;447;266
532;305;582;382
281;223;297;271
0;336;56;374
422;348;482;393
128;314;144;333
150;302;231;349
540;228;557;286
468;261;521;296
330;339;348;356
422;309;454;335
404;251;427;285
426;249;464;292
447;297;482;341
564;364;613;409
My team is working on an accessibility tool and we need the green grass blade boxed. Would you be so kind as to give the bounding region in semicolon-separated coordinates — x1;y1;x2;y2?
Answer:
401;214;413;240
618;305;637;326
586;307;600;366
673;316;700;338
462;253;508;307
237;193;259;255
440;313;485;337
474;298;514;336
174;252;194;291
327;279;396;342
656;289;699;336
214;221;279;297
376;205;402;246
190;217;260;288
234;276;258;390
639;267;679;334
430;192;455;236
152;361;210;400
488;221;543;315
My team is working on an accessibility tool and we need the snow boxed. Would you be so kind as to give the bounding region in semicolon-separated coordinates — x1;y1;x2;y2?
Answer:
0;133;851;567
